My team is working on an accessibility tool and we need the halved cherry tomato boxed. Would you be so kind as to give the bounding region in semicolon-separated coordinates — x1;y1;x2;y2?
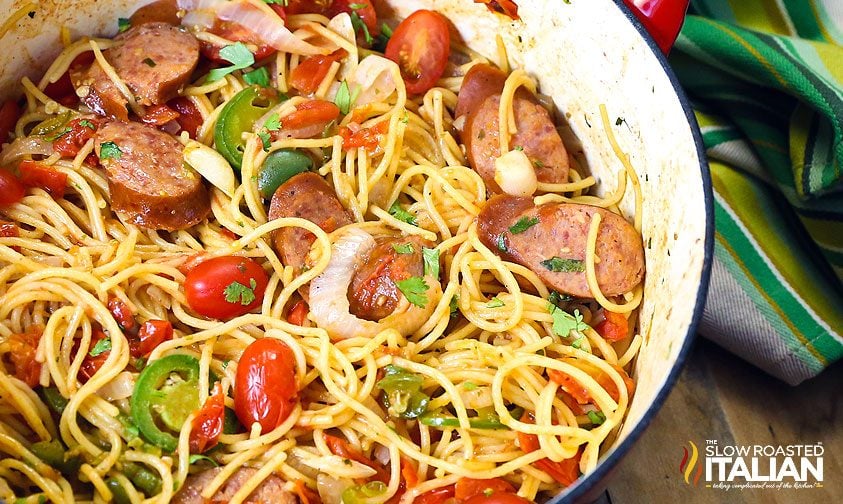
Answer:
167;97;203;139
338;120;389;152
474;0;520;20
324;433;379;469
385;10;451;95
274;100;340;139
201;21;275;63
269;4;288;23
400;455;419;489
287;300;309;326
234;338;298;433
547;368;591;404
414;485;455;504
52;118;100;158
183;256;269;320
178;253;209;276
189;382;225;453
6;326;43;387
79;329;110;382
464;493;534;504
517;412;582;487
18;160;67;200
290;49;348;95
455;478;515;500
594;310;629;342
132;320;174;358
108;296;137;333
0;99;20;144
0;170;25;208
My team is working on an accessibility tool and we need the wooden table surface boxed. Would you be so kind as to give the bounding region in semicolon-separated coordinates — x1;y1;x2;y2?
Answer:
601;338;842;504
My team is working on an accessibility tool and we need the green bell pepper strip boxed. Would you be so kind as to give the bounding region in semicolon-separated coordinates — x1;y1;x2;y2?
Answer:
30;439;82;475
214;86;283;170
376;365;430;419
419;406;525;430
122;461;163;496
131;354;201;452
40;387;68;415
257;149;313;199
341;481;387;504
105;478;132;504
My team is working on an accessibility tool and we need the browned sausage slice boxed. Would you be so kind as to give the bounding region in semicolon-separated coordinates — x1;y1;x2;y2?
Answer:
464;93;569;193
129;0;180;26
477;195;644;298
348;235;431;321
172;467;297;504
95;121;210;230
454;63;508;121
268;172;353;270
72;63;130;121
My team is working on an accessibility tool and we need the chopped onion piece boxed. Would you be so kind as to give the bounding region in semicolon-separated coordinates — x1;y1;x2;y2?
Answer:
183;140;236;198
494;149;538;197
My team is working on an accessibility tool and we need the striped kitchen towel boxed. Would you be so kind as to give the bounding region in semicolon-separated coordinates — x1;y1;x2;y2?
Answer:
669;0;843;384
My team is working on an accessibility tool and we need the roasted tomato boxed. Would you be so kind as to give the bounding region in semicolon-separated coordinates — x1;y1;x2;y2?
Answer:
183;256;269;320
455;478;516;500
167;97;204;139
52;118;100;158
414;485;455;504
6;326;43;387
190;382;225;453
594;310;629;342
385;10;451;95
79;329;111;382
518;412;582;487
18;160;67;200
290;49;348;95
132;320;174;358
201;21;275;63
273;100;340;139
464;493;534;504
0;169;25;208
234;338;298;433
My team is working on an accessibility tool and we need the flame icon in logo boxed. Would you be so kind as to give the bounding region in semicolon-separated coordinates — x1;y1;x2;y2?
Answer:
679;441;703;486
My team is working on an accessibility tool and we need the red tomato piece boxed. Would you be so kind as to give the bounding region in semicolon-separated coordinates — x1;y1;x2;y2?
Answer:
473;0;520;20
594;310;629;342
324;433;379;469
167;97;204;139
455;478;516;500
287;300;308;326
52;117;100;158
190;382;225;453
281;0;331;15
201;21;275;63
547;368;592;405
183;256;269;320
275;100;341;139
269;4;288;23
517;412;582;487
464;493;534;504
7;326;43;388
290;49;348;95
132;320;174;358
79;329;110;382
400;455;419;489
178;253;209;276
338;120;388;152
18;160;67;200
140;103;180;127
0;221;20;252
549;364;634;404
385;10;451;95
234;338;298;433
107;296;137;333
43;51;93;109
414;485;455;504
292;481;319;504
0;99;20;144
0;170;25;208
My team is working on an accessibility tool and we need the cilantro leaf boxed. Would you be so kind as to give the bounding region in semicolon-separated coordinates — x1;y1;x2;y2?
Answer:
487;297;505;308
449;295;459;317
422;247;440;278
99;141;122;160
350;11;374;45
540;257;585;273
224;280;257;306
117;18;130;33
587;410;606;426
388;201;417;226
264;113;281;132
257;131;272;151
548;290;572;310
142;57;156;67
392;242;414;255
508;216;539;234
207;43;255;82
243;67;270;87
189;454;220;466
335;80;353;114
79;119;96;130
462;382;478;391
262;0;288;4
395;276;429;308
89;336;112;357
549;307;589;339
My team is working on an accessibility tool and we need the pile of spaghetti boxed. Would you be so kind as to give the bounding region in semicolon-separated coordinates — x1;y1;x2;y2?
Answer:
0;1;645;503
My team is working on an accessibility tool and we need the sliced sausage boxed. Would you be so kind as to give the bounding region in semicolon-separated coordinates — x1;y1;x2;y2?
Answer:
464;93;569;193
348;235;431;321
477;195;644;298
74;23;198;119
268;172;353;270
454;63;508;121
95;121;210;230
129;0;180;26
172;467;297;504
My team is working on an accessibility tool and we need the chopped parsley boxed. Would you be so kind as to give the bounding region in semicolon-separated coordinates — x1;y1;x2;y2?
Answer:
224;278;258;306
462;382;478;391
487;297;505;308
571;335;586;349
395;276;429;308
99;141;122;160
117;18;130;33
243;67;270;87
89;337;111;357
207;42;255;82
350;11;374;45
142;57;156;67
221;359;231;369
533;159;545;168
388;201;417;226
540;256;585;273
587;411;606;426
257;131;272;151
449;295;459;317
550;307;589;339
422;247;440;278
262;0;289;5
513;145;524;151
264;113;281;131
189;454;220;466
392;242;414;255
508;216;539;234
548;290;573;309
335;80;354;114
79;119;96;130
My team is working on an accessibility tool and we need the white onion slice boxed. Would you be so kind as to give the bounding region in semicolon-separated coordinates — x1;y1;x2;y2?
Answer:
183;140;237;198
494;149;538;197
96;371;136;401
308;228;441;341
327;13;358;79
0;136;54;165
216;1;328;56
345;55;398;107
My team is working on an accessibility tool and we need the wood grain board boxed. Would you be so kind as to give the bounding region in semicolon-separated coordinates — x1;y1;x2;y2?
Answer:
602;339;842;503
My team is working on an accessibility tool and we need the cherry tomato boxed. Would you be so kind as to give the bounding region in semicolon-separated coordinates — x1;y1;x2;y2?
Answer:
234;338;298;433
7;326;43;387
53;117;100;158
275;100;340;139
0;221;20;252
0;170;25;208
517;412;582;487
464;493;534;504
0;99;20;144
290;49;348;95
167;97;204;139
324;433;378;469
108;296;137;333
385;10;451;95
287;300;309;326
414;485;455;504
201;21;275;63
474;0;519;20
79;329;110;382
183;256;269;320
132;320;174;358
18;160;67;200
456;478;515;500
190;382;225;453
594;310;629;342
547;368;591;404
339;120;389;152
